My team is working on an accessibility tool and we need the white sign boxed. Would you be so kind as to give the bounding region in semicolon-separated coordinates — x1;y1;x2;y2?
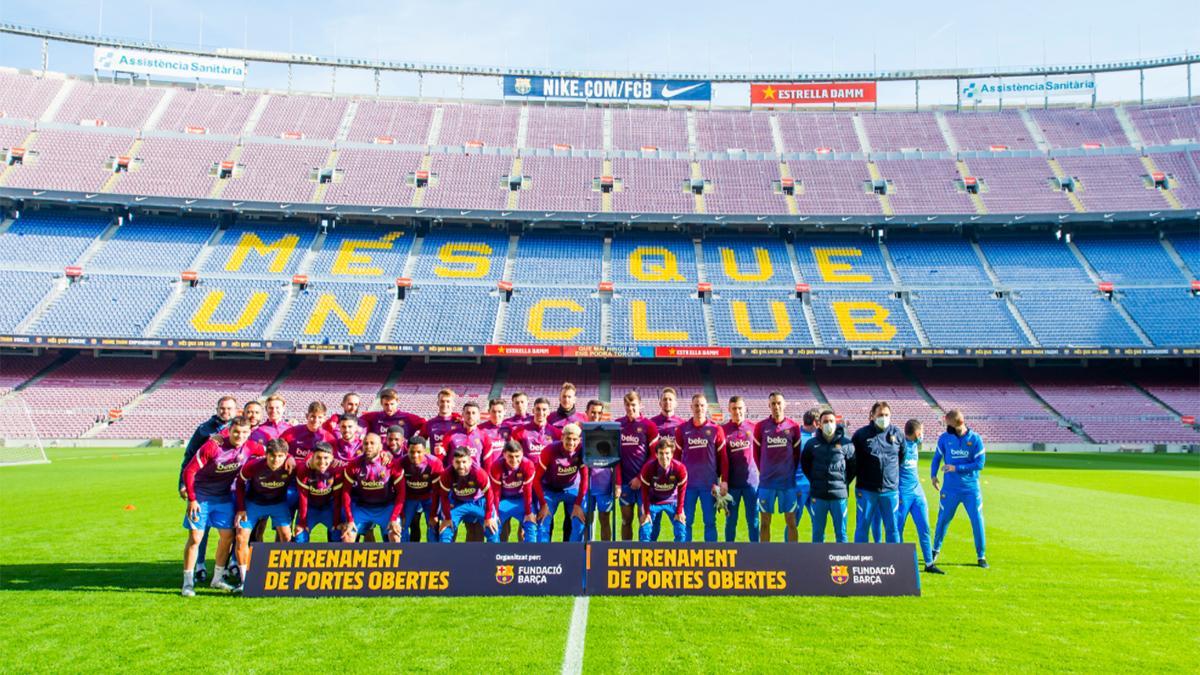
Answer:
960;75;1095;102
93;47;245;82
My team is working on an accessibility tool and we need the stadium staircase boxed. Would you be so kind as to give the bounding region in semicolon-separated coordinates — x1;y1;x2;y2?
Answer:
600;236;613;344
690;161;706;214
506;157;523;210
0;129;37;186
38;78;74;123
311;147;341;203
879;241;931;347
144;227;225;337
600;159;613;212
515;105;530;149
898;363;946;417
142;87;177;131
1139;155;1184;210
241;94;272;137
1113;106;1145;147
955;159;988;214
263;232;326;340
1159;235;1197;281
1123;377;1189;419
411;155;434;207
1065;238;1154;346
851;113;873;154
101;139;144;193
866;161;894;215
695;239;718;346
0;351;72;404
81;355;187;438
1011;369;1096;443
489;360;509;401
769;113;804;214
425;107;444;146
1017;109;1052;152
1046;158;1087;213
208;144;245;199
15;278;68;334
335;101;358;142
601;109;613;152
805;369;831;408
934;111;960;154
260;358;302;399
492;234;521;344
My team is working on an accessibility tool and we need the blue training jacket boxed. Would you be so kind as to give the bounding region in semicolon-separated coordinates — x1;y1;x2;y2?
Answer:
931;428;986;491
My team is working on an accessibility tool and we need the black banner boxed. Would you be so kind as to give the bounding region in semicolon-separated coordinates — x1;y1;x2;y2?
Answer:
242;543;584;597
587;543;920;596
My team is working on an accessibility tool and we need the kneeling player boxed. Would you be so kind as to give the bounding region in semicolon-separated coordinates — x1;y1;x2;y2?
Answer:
234;439;295;582
486;440;538;543
340;433;398;543
181;416;260;596
395;435;443;542
536;424;589;543
295;442;342;543
438;447;492;542
638;438;688;542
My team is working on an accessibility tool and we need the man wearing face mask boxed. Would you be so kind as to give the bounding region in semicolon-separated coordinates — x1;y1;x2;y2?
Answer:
931;409;988;569
899;419;943;574
801;409;855;543
850;401;905;544
853;404;885;543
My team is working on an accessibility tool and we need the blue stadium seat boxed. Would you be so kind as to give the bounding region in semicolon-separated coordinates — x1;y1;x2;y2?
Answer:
610;289;707;346
909;290;1030;346
273;282;394;343
793;236;891;288
1011;290;1142;346
1166;231;1200;279
809;291;919;347
0;211;111;267
88;217;216;272
977;235;1092;287
308;227;415;281
503;288;601;344
158;279;289;340
0;271;55;331
410;229;510;284
387;285;498;344
33;274;172;337
702;236;794;288
887;236;990;287
1119;288;1200;346
200;222;317;276
510;232;604;286
1074;233;1188;284
710;291;813;346
610;234;698;286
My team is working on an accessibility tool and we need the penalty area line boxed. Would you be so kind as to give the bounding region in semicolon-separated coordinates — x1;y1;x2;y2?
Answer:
561;595;589;675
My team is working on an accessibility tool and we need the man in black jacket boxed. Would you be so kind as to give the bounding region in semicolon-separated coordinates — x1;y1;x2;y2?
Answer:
850;401;905;544
801;410;855;543
178;395;238;582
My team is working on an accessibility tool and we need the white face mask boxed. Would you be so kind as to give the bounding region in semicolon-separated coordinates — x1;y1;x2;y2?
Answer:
821;422;837;436
874;415;890;430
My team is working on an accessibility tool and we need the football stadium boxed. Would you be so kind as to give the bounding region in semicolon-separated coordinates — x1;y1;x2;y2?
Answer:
0;3;1198;671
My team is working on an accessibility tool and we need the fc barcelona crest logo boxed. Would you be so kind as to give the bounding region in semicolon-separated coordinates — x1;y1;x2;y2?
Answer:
496;565;515;584
830;565;849;585
514;78;532;95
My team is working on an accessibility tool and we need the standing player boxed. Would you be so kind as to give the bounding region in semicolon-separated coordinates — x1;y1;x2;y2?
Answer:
583;399;616;541
536;424;589;543
480;398;514;455
503;392;532;430
511;397;561;464
931;409;988;568
548;382;588;429
395;436;443;542
441;401;501;466
721;396;759;542
241;400;264;434
638;438;688;543
324;392;362;435
899;419;943;574
179;395;237;584
438;447;492;543
360;389;426;440
674;394;727;543
853;405;886;543
234;438;295;582
340;433;397;543
385;425;409;460
801;410;855;543
422;389;460;454
257;395;291;441
280;402;338;464
787;408;819;541
294;442;342;543
180;416;260;596
650;387;685;441
616;391;659;541
754;392;801;542
486;440;538;543
851;401;904;544
332;414;364;465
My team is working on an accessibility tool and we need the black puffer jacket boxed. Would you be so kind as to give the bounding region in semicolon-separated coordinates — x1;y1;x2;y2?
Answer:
800;428;856;500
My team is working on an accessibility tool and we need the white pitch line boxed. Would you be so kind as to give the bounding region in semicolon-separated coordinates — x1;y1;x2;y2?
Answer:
561;595;589;675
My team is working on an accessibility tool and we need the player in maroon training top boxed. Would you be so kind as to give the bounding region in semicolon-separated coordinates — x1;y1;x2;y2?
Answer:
440;401;501;466
340;433;397;543
511;397;561;464
233;439;295;582
180;416;261;596
294;442;343;543
502;391;532;430
324;392;362;436
395;436;443;542
280;401;338;464
650;387;685;443
438;447;493;542
256;395;291;441
422;389;460;456
721;396;760;543
485;440;538;542
332;414;364;465
637;437;688;543
616;390;660;541
753;392;802;542
535;424;590;542
673;394;728;543
359;388;426;440
478;398;512;456
548;382;588;429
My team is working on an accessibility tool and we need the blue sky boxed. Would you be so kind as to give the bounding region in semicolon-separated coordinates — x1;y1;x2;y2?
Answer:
0;0;1196;105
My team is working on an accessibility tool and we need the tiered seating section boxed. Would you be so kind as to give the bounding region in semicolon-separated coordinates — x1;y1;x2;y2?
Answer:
0;71;1197;215
3;353;1192;444
1;210;1196;350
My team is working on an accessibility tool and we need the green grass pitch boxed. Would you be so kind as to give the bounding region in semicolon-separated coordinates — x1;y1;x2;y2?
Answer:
1;448;1197;672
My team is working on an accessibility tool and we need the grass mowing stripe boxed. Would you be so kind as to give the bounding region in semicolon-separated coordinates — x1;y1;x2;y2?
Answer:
561;596;588;675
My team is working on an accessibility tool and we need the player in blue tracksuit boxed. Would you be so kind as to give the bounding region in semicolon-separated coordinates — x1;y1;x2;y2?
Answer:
850;401;904;544
785;408;819;542
898;420;943;574
931;409;988;568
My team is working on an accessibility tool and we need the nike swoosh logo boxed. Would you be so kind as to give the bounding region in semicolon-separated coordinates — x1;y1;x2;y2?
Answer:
660;83;705;98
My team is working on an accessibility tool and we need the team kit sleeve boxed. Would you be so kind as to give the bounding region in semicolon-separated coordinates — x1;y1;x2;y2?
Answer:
715;426;728;485
295;467;311;530
674;463;689;508
930;437;946;480
575;466;589;507
234;459;254;513
181;440;217;501
390;465;407;524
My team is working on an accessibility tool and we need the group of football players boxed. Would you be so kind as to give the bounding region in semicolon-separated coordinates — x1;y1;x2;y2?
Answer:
178;382;987;596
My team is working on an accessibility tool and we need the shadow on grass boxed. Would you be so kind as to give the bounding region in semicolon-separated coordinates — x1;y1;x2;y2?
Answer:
0;561;237;595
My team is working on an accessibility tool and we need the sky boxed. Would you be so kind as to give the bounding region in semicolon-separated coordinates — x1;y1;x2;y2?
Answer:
0;0;1196;106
